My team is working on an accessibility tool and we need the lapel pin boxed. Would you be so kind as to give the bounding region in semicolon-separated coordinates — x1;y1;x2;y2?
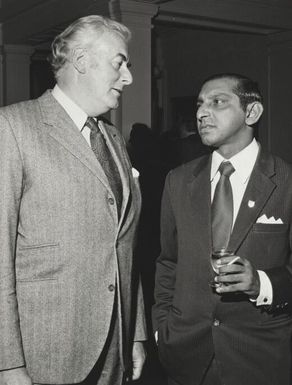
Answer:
248;200;255;208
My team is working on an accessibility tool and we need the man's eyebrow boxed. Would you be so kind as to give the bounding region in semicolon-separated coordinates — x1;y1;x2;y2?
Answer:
196;91;232;104
117;53;129;62
209;92;231;98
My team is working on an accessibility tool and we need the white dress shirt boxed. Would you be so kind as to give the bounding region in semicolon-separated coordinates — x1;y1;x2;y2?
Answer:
211;139;273;305
51;84;91;146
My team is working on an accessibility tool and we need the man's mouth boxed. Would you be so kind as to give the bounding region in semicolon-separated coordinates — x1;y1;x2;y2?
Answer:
112;88;122;96
199;124;215;131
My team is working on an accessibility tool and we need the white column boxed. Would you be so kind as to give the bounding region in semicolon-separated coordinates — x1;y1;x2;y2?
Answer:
3;44;35;105
109;0;158;140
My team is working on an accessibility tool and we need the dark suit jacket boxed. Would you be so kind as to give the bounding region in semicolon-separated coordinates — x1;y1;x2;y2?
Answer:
153;148;292;385
0;91;146;384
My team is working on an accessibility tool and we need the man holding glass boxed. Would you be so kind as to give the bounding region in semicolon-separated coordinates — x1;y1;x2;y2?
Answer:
153;73;292;385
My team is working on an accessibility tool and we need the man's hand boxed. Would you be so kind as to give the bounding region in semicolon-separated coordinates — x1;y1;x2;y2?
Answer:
215;255;260;298
129;341;146;381
1;367;32;385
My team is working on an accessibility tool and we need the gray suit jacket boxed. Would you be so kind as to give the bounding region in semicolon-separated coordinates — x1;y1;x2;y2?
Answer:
0;90;146;383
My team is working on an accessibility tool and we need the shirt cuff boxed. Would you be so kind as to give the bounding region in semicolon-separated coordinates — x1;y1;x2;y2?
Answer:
250;270;273;306
154;331;158;344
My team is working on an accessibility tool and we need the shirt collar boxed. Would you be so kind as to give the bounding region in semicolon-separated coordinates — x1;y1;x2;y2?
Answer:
51;84;88;131
210;138;259;183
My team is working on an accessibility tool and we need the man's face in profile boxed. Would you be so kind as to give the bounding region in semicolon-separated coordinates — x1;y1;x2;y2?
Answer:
83;31;133;115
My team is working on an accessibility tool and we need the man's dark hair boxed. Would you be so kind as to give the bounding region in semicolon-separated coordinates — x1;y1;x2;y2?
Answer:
202;73;263;111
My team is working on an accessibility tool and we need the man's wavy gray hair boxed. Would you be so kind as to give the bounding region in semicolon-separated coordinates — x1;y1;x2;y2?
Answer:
48;15;131;78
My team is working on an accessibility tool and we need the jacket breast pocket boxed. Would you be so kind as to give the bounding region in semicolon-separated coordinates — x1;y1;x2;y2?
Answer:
248;224;289;268
252;223;288;234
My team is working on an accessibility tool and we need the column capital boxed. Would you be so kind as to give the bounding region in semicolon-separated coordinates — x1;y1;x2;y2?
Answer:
109;0;159;27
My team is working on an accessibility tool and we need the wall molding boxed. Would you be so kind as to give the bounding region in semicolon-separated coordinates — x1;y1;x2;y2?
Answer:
156;0;292;31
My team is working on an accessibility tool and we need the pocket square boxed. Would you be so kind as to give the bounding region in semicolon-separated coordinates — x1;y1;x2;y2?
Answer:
132;167;140;178
256;214;283;224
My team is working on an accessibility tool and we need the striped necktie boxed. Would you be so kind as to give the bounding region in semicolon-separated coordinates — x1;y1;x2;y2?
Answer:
85;117;122;216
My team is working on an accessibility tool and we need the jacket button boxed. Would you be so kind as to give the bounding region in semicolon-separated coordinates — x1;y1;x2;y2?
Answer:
108;284;115;292
108;197;115;205
213;319;220;327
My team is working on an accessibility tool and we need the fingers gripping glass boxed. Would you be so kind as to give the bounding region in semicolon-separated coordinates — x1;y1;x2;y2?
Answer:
209;248;236;288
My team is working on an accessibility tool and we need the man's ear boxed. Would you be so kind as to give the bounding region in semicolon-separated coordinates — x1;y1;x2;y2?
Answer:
245;102;264;126
71;48;87;74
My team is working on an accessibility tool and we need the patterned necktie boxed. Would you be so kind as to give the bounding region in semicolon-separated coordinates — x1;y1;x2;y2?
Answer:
211;161;235;251
86;117;122;216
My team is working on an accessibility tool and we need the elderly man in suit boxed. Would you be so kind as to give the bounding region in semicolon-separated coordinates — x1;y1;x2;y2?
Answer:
0;15;146;385
153;73;292;385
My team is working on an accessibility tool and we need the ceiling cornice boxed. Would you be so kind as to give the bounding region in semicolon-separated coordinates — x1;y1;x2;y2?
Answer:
130;0;172;3
155;0;292;32
1;0;110;45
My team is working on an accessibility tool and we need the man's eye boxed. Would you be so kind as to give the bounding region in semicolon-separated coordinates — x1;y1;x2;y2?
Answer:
213;98;226;106
113;61;123;69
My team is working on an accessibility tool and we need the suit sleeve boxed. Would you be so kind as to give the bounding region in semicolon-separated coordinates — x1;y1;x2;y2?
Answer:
265;219;292;310
0;115;25;370
119;137;147;342
133;279;147;341
152;171;178;332
263;162;292;311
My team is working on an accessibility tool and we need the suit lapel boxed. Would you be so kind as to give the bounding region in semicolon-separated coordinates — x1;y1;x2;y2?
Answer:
39;91;132;225
38;91;113;191
228;150;277;252
187;156;213;253
98;120;131;222
186;151;277;255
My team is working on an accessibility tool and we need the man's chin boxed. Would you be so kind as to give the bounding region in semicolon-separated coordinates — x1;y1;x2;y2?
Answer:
200;135;215;147
110;100;119;110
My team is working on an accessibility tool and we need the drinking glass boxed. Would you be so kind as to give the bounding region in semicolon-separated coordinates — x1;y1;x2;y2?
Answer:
210;248;234;288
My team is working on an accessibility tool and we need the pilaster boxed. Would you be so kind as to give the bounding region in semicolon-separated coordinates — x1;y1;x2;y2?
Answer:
0;24;3;107
3;44;35;105
109;0;158;140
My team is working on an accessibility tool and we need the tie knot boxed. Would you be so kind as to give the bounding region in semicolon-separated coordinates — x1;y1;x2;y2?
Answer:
86;117;100;134
218;161;235;177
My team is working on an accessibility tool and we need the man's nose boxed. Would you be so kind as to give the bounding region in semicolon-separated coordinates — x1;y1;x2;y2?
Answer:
196;103;209;120
122;66;133;86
